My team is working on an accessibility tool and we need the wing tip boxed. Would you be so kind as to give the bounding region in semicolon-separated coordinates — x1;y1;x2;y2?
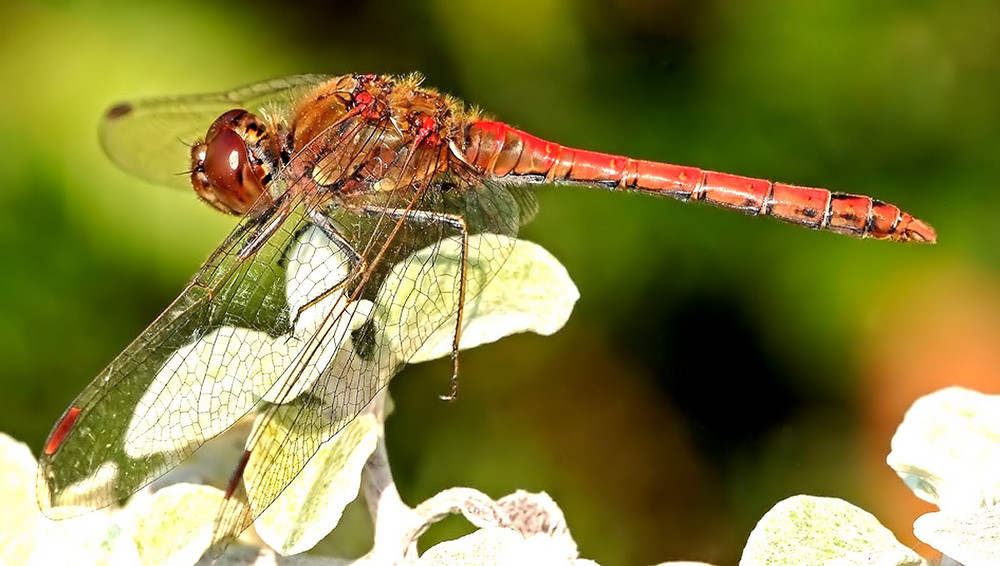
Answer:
105;102;134;121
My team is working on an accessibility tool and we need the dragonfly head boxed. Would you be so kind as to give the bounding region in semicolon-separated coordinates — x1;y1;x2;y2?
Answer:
190;109;274;215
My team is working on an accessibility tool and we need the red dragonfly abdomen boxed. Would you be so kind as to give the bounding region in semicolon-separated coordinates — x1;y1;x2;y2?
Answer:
463;121;935;243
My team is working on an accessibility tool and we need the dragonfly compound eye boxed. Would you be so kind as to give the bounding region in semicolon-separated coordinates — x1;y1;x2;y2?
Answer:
190;110;271;215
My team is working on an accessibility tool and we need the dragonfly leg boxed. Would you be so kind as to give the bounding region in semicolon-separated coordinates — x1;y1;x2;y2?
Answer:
360;205;470;401
236;194;292;262
288;209;369;329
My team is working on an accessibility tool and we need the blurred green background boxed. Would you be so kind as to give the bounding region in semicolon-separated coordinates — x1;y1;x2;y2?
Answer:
1;0;998;563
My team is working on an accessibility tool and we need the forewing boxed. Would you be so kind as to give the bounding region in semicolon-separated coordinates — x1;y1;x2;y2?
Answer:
100;75;330;189
35;192;332;519
205;159;534;549
53;82;539;551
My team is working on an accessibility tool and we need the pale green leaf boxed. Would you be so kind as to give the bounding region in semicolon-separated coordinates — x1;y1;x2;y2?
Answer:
887;387;1000;511
739;495;926;566
122;325;276;458
378;235;579;364
252;413;379;555
283;224;353;319
913;505;1000;566
31;516;140;566
0;433;40;563
258;298;375;406
418;527;577;566
119;483;224;566
0;432;141;565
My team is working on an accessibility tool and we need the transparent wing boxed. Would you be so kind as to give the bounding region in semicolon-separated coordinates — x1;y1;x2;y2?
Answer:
204;121;535;548
44;85;537;553
36;188;321;517
100;74;330;189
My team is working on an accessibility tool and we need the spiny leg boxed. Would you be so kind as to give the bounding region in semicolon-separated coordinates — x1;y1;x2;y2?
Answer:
360;205;470;401
235;194;292;262
289;208;369;329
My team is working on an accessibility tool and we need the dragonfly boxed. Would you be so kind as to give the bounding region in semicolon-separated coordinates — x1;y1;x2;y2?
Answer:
37;73;935;556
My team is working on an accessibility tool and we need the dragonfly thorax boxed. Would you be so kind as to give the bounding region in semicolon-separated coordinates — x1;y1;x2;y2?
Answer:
190;109;277;215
